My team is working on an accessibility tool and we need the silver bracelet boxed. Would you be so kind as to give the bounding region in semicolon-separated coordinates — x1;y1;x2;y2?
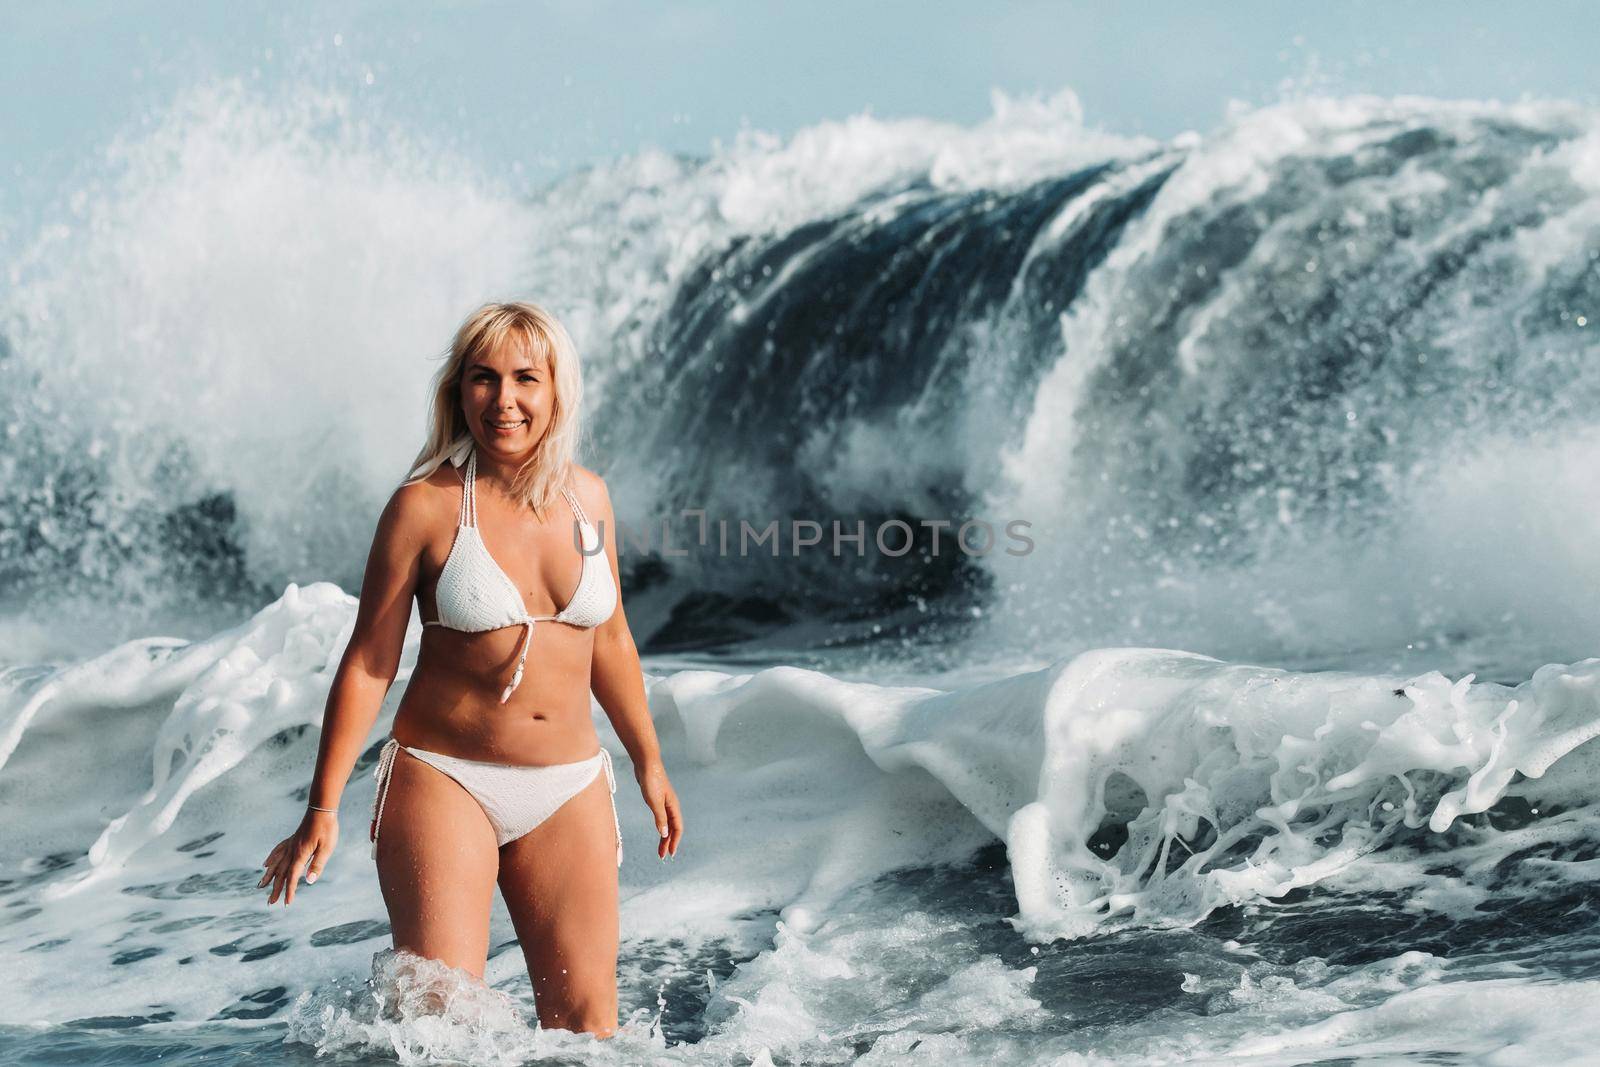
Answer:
308;803;339;813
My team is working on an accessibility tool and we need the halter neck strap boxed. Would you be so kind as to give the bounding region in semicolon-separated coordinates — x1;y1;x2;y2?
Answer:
460;446;586;530
561;485;589;526
459;448;479;528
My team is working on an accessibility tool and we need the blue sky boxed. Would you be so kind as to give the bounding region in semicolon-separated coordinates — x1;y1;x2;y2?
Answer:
3;1;1597;227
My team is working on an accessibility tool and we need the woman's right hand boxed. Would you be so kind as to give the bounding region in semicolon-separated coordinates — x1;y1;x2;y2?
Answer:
259;809;339;906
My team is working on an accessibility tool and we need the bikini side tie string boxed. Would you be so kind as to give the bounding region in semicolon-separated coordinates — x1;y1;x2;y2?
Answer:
599;747;623;868
369;737;401;860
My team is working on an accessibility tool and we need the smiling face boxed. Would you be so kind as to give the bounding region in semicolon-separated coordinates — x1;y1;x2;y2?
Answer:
458;332;558;462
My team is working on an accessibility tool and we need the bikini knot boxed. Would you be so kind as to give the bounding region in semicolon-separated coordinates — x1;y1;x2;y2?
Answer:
500;620;533;704
499;667;522;704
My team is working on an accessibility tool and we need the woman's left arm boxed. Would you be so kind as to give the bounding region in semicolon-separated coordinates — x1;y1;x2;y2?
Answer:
586;473;683;859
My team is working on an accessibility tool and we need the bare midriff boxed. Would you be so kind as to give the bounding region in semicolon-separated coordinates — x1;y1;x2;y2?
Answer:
391;621;601;765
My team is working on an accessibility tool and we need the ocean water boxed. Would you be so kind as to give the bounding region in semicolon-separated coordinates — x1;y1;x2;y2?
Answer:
5;77;1600;1065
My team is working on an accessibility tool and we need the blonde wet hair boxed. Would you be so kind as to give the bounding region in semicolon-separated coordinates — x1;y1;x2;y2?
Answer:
404;301;584;513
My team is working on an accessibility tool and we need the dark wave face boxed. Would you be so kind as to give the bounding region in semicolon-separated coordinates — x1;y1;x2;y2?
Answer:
4;87;1599;668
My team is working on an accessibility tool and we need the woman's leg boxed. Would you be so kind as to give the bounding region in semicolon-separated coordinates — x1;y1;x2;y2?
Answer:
374;748;501;979
496;769;621;1037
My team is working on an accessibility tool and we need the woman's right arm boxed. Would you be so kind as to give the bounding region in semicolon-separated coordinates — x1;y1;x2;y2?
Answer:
259;483;429;905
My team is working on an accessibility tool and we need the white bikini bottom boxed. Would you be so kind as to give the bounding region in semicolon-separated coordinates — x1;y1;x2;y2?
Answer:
368;736;622;866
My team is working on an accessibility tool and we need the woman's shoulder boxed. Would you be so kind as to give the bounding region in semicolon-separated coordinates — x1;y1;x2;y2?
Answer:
398;460;464;503
382;464;462;538
565;464;611;519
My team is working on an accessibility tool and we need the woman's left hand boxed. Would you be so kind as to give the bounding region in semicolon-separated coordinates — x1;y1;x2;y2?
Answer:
259;809;339;905
634;760;683;859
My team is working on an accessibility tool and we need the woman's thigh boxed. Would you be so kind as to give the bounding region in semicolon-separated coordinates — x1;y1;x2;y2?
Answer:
496;770;620;1030
373;749;501;978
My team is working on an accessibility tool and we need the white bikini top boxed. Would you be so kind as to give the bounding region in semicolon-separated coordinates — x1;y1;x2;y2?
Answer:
424;445;617;703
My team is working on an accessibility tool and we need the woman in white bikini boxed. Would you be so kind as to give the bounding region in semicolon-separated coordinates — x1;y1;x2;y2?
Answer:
256;301;684;1038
